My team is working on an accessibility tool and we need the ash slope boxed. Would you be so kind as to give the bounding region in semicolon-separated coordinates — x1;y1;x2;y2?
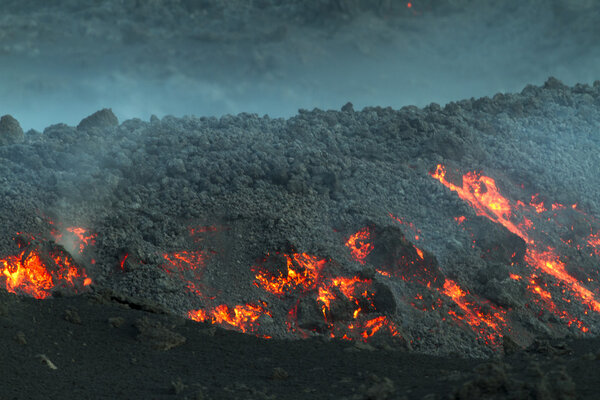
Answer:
1;78;600;357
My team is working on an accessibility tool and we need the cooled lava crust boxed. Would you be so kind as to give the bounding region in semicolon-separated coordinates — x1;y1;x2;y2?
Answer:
2;79;600;398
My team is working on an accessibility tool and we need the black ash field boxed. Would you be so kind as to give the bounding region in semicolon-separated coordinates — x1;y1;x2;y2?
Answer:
2;1;600;399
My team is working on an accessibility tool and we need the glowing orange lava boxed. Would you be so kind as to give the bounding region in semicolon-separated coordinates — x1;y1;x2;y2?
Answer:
1;237;92;299
530;194;547;214
442;279;506;343
1;251;53;299
524;248;600;312
253;253;326;295
188;302;271;333
431;164;600;332
431;165;525;242
317;276;368;319
65;227;97;253
345;228;374;264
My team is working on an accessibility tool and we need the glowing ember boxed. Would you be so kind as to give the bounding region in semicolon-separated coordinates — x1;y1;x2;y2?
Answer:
376;269;392;277
188;302;271;333
389;213;422;241
588;233;600;256
530;194;547;214
415;247;424;260
188;225;218;235
188;225;220;243
119;253;129;270
253;253;326;295
345;228;374;264
1;236;92;299
65;227;97;253
442;279;506;342
162;251;206;271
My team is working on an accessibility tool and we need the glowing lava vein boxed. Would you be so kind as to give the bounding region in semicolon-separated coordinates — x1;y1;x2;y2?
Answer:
431;164;600;328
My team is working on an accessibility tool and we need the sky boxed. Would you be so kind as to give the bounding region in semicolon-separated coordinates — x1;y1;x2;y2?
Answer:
1;1;599;131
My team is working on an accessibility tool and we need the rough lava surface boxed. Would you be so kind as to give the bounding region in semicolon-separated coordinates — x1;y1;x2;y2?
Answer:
2;79;600;398
2;78;600;362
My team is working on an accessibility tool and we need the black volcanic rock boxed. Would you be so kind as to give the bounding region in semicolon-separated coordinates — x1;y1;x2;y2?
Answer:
465;216;527;265
366;225;445;288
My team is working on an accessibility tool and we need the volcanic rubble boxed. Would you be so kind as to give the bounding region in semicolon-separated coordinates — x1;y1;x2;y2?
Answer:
2;78;600;398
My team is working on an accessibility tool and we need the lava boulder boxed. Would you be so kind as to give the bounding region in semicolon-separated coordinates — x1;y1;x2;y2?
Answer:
466;216;527;264
0;114;24;145
77;108;119;131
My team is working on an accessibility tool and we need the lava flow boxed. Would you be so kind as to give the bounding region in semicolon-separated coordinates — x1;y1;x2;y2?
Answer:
252;251;401;341
252;252;327;295
345;224;507;345
153;166;600;344
0;234;92;299
442;279;506;343
431;164;600;332
188;302;271;333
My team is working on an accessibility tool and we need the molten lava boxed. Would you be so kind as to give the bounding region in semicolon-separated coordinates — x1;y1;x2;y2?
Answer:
1;235;92;299
442;279;506;343
188;302;271;333
1;251;53;299
252;252;327;295
431;164;600;333
345;228;374;264
65;227;97;253
47;221;97;254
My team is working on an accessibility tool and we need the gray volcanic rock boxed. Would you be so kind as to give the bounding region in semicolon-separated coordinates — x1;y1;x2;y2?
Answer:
0;114;24;145
77;108;119;131
1;79;600;358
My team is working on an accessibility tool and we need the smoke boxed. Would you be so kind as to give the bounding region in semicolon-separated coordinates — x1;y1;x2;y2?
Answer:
0;0;599;131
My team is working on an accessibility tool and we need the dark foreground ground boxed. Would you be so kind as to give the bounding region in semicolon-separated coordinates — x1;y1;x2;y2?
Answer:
1;287;598;400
